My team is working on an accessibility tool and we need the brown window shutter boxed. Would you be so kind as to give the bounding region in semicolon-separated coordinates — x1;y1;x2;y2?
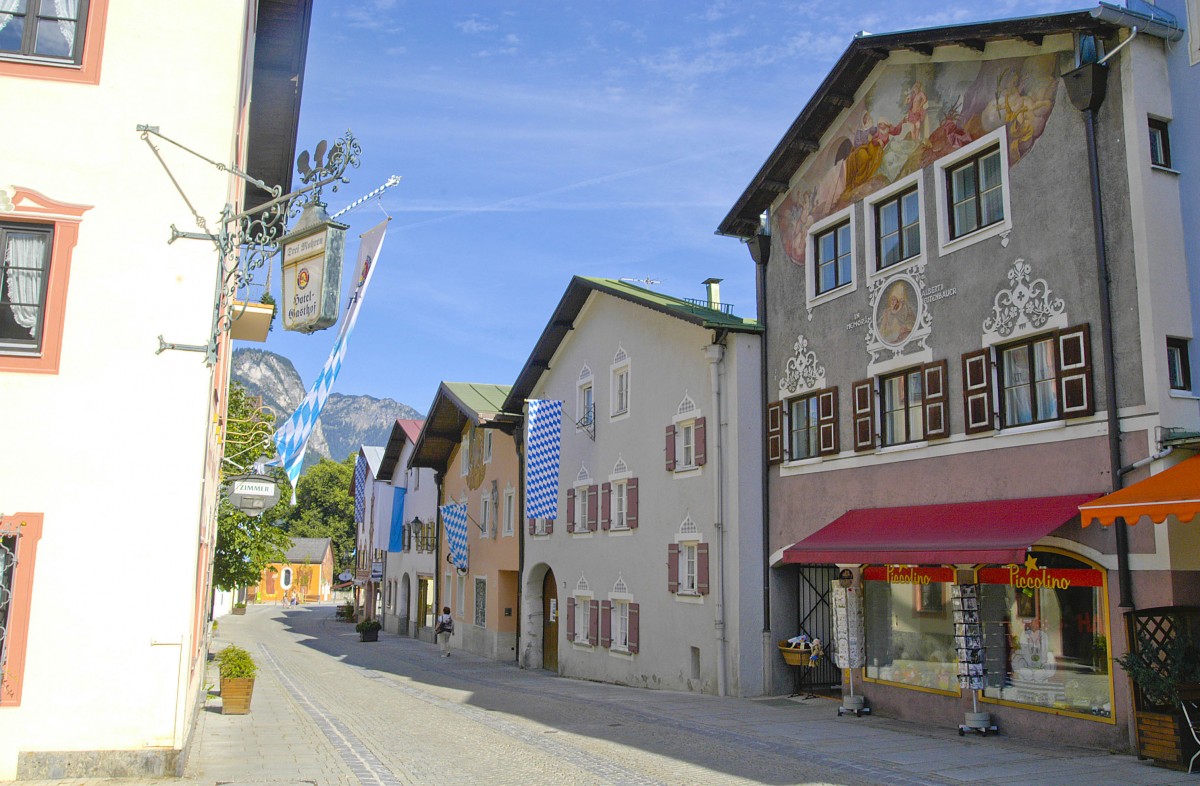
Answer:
626;478;639;529
1058;324;1095;417
566;597;576;641
628;603;640;653
694;416;707;466
697;542;710;595
667;543;680;593
566;488;575;533
962;349;995;434
766;400;784;465
600;482;611;530
546;517;553;535
665;424;676;470
528;517;536;536
852;379;876;451
817;387;839;456
588;599;600;645
586;484;598;531
600;600;612;648
922;360;949;439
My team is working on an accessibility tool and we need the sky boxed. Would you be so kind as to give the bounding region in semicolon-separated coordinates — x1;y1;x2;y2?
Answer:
247;0;1084;417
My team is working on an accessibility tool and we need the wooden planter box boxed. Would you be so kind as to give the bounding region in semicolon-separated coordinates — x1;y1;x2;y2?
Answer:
221;677;255;715
359;630;379;642
1136;709;1199;770
232;606;246;616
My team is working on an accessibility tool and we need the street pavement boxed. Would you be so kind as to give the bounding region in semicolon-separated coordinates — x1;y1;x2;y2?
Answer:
8;603;1197;786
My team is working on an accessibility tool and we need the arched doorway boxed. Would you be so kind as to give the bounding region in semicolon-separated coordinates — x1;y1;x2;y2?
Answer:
542;569;558;671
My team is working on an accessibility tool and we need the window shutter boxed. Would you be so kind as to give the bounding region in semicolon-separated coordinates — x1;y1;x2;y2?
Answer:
694;416;707;466
546;517;553;535
600;482;611;531
566;488;576;533
697;543;710;595
626;478;639;529
600;600;612;648
766;400;784;465
852;379;876;451
586;484;598;531
1058;324;1095;417
817;387;839;456
528;517;536;536
628;603;640;654
962;349;995;434
922;360;949;439
665;424;676;470
566;597;576;641
588;600;600;646
667;543;680;593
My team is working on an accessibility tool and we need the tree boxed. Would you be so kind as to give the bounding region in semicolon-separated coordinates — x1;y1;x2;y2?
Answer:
285;453;357;573
212;382;292;591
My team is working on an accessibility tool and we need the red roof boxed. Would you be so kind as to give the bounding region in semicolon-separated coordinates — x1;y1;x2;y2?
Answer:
781;494;1100;566
397;418;423;443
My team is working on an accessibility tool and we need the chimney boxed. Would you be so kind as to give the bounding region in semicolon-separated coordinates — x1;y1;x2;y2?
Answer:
703;278;722;309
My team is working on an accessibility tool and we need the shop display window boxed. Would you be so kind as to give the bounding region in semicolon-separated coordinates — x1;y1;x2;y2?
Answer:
863;566;960;694
978;551;1112;719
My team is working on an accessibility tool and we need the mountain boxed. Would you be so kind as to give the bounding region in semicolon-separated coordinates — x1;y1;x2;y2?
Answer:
230;348;423;468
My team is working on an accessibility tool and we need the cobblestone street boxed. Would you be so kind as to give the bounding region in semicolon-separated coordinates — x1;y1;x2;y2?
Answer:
15;603;1196;786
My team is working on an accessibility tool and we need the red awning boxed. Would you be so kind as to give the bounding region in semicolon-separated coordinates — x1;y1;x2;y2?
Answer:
1080;453;1200;527
780;494;1100;566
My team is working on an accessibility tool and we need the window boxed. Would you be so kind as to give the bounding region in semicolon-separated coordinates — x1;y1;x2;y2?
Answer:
576;367;595;430
455;574;465;616
1000;336;1059;425
2;514;43;706
473;577;486;627
853;362;947;451
1149;118;1172;168
569;485;593;533
479;493;490;537
0;0;89;65
881;368;925;446
611;601;630;650
1168;338;1191;391
875;187;920;269
568;592;597;646
503;489;515;536
788;394;820;460
483;430;493;463
459;431;469;476
281;567;293;590
668;526;708;598
681;543;697;592
680;421;695;467
576;596;590;640
613;366;629;415
947;146;1004;239
770;388;838;464
972;325;1093;431
815;220;852;294
864;566;959;694
1;221;52;355
613;481;627;529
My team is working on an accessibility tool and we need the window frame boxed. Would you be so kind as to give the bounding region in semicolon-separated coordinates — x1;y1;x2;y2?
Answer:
574;592;593;645
610;599;630;652
934;129;1012;255
804;204;857;309
1149;118;1172;169
0;0;107;85
1;514;43;707
871;181;922;274
479;492;490;537
1168;337;1192;392
786;393;821;461
483;429;493;464
679;542;698;594
612;479;628;530
502;488;515;536
0;0;90;64
473;576;486;627
455;573;466;616
611;362;630;418
998;334;1061;428
0;221;53;355
880;367;926;447
946;145;1004;240
813;218;853;296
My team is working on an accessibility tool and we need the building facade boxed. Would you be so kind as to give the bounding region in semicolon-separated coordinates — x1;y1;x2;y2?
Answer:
719;7;1199;750
253;537;335;604
504;277;766;696
0;0;312;777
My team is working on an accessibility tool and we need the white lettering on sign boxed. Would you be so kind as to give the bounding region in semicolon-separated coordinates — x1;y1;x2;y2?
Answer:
846;313;870;331
283;230;327;264
921;284;958;304
233;480;275;496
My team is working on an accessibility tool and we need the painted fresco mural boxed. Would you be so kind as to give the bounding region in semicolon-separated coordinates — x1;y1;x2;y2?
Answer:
775;53;1062;267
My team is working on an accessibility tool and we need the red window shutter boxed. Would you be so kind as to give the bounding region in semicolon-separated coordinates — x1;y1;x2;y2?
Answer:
586;484;598;532
665;424;676;470
566;597;576;641
852;379;876;451
694;416;707;466
600;600;612;648
1058;324;1095;417
626;478;639;529
566;488;575;533
962;349;995;434
817;387;839;456
600;482;611;531
628;603;640;654
766;400;784;465
528;517;537;536
922;360;949;439
667;543;680;593
697;542;710;595
588;600;600;646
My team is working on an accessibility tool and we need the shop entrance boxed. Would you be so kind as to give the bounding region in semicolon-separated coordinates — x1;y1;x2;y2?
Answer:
795;565;842;692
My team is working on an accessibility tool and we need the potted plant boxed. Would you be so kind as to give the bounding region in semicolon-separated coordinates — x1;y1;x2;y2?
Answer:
336;601;354;620
356;619;382;642
232;602;247;616
216;645;257;715
1119;607;1200;770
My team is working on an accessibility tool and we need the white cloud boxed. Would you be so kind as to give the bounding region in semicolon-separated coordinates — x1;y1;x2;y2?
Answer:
456;16;497;34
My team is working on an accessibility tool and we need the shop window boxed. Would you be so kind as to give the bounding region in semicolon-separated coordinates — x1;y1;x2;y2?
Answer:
1168;337;1191;392
977;551;1112;720
863;566;960;694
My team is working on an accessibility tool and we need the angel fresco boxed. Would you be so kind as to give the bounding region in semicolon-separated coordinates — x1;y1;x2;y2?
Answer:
773;54;1060;268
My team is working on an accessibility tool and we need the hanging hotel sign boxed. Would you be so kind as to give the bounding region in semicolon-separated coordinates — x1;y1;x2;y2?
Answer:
863;565;955;584
978;566;1103;588
225;473;280;516
279;201;347;333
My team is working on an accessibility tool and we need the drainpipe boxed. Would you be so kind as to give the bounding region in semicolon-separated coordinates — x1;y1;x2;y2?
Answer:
515;422;526;666
747;221;772;694
434;471;445;615
706;338;728;697
1063;45;1132;608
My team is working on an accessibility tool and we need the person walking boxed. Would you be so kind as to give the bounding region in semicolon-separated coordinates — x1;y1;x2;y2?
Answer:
435;607;453;656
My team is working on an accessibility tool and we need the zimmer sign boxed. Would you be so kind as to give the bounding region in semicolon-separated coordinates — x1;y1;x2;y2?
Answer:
226;474;281;516
279;201;347;333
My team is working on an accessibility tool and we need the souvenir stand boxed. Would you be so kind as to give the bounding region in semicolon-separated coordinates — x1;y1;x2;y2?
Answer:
832;581;869;716
953;582;997;735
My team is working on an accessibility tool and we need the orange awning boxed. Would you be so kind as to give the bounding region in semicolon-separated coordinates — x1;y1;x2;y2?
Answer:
1080;453;1200;527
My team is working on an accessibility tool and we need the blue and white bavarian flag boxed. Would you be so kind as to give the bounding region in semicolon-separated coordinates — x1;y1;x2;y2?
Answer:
441;502;469;570
353;453;367;524
271;219;389;501
525;399;562;520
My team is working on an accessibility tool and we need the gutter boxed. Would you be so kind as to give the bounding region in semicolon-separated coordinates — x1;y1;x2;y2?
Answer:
706;339;729;698
1092;3;1183;42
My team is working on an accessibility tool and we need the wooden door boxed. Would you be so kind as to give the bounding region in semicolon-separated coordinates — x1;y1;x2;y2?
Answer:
542;569;558;671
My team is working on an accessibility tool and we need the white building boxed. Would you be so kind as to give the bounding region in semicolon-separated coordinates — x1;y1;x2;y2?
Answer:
0;0;312;778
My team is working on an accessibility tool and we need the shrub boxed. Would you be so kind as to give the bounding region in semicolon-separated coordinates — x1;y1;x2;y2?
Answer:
355;619;382;634
217;645;258;679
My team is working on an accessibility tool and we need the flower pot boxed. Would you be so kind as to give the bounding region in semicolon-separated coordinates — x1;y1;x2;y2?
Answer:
359;630;379;642
221;677;255;714
232;606;246;616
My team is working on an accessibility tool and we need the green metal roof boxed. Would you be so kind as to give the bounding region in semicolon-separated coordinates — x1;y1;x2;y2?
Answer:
578;277;761;332
410;381;517;474
442;382;513;418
